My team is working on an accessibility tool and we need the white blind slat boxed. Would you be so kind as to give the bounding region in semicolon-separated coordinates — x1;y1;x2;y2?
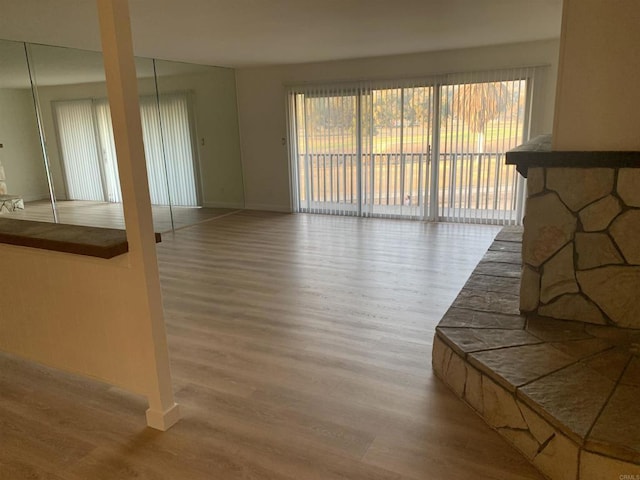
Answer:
288;66;540;225
54;92;198;207
54;100;104;202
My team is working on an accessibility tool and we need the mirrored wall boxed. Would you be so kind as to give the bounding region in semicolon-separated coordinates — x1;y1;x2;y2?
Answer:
0;40;53;220
0;38;244;232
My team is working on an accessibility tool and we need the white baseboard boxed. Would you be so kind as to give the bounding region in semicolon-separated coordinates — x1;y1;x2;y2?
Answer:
202;201;245;209
244;203;292;213
22;193;52;203
146;403;180;431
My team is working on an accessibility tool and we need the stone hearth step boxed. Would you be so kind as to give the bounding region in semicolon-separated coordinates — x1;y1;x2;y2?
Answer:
433;226;640;480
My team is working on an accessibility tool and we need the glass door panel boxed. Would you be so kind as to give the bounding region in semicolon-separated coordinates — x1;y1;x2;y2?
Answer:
438;78;528;224
0;39;54;223
294;91;359;215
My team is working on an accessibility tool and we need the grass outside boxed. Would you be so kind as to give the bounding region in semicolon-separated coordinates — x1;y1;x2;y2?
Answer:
298;119;524;155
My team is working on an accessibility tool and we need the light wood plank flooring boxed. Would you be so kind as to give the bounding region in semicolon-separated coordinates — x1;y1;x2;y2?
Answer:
0;211;544;480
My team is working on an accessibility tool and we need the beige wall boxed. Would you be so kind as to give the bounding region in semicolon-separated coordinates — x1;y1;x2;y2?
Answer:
0;0;178;429
553;0;640;150
235;39;561;212
0;247;164;398
0;0;178;431
37;67;243;208
0;89;50;201
155;68;244;209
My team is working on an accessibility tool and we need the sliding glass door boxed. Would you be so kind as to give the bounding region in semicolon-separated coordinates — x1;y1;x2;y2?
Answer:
291;85;433;219
289;67;537;224
293;89;360;215
438;73;529;224
363;86;433;218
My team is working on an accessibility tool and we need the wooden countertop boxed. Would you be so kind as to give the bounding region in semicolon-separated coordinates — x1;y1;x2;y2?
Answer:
0;218;161;259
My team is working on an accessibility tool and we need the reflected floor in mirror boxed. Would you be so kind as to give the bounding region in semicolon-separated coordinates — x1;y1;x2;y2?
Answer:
1;200;238;233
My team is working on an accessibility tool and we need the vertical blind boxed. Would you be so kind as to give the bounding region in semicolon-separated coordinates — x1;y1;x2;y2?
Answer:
290;82;433;219
288;66;542;225
94;98;122;203
146;93;199;207
53;99;105;202
53;91;199;207
437;69;531;224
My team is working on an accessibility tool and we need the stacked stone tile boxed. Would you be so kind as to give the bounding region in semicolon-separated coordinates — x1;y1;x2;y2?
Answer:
522;167;640;329
433;228;640;480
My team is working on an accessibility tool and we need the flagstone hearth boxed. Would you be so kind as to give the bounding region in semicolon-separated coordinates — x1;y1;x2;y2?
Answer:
433;227;640;480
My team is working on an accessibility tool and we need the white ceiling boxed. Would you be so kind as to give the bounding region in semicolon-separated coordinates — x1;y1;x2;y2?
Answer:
0;0;562;68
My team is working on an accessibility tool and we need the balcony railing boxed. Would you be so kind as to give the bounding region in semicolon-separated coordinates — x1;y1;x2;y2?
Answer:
297;151;523;224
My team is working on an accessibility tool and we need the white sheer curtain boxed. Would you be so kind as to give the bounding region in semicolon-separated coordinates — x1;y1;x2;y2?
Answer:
53;92;199;207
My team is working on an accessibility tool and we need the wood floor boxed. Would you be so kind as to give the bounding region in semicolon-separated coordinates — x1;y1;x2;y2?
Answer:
0;211;544;480
2;199;236;232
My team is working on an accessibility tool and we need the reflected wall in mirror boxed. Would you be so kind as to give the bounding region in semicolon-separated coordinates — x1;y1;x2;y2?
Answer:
153;59;244;230
0;39;245;233
134;57;176;231
0;39;52;221
28;43;127;229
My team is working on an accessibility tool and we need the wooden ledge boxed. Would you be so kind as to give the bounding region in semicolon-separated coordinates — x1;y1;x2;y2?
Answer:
506;134;640;177
0;218;161;259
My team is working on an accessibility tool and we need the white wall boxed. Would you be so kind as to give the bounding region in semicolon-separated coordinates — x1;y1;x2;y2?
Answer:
553;0;640;150
36;68;244;208
0;89;50;201
235;39;560;212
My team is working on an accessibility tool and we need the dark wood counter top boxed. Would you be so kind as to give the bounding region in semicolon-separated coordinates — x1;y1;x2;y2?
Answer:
506;134;640;177
0;218;161;259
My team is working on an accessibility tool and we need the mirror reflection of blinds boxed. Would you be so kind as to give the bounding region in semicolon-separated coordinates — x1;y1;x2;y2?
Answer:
53;99;105;202
53;92;199;206
94;98;122;203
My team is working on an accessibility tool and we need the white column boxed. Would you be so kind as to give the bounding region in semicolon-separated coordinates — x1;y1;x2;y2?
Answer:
96;0;179;431
553;0;640;150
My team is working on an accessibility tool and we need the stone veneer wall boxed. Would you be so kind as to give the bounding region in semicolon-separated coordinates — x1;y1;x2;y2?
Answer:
521;166;640;329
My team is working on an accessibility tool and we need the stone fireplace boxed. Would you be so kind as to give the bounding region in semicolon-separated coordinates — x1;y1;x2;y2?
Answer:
512;135;640;330
431;136;640;479
431;0;640;477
